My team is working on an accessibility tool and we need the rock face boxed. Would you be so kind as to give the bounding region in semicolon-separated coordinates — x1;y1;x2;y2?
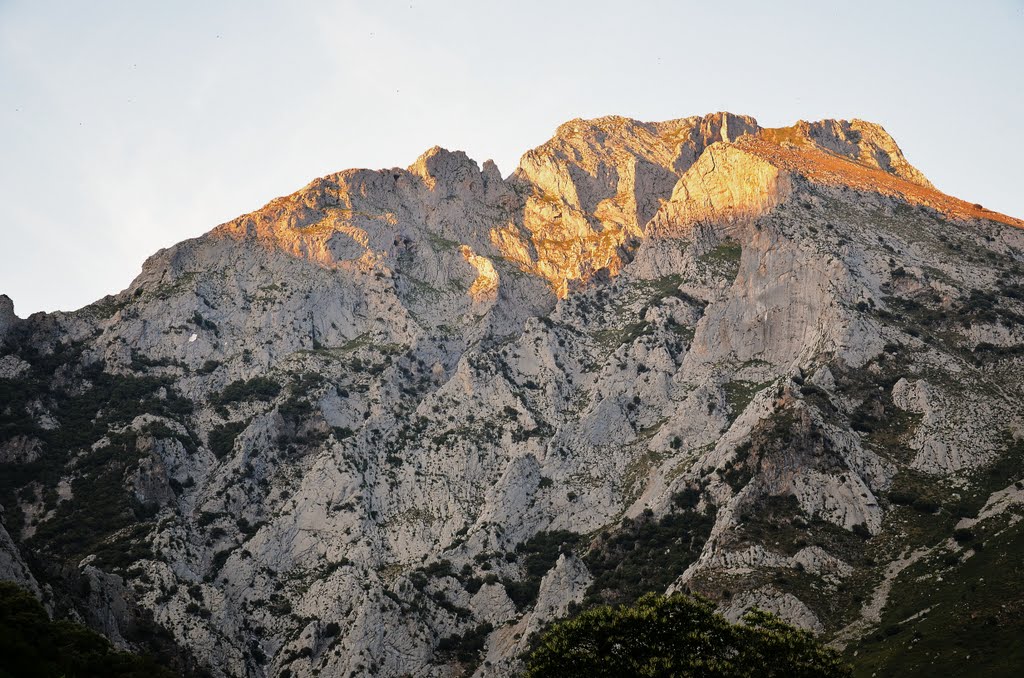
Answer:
0;295;18;343
1;112;1024;677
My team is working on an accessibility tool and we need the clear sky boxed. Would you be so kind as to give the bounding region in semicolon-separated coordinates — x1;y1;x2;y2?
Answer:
1;0;1021;316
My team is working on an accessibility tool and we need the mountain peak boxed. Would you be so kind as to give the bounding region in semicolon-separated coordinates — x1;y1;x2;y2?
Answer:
407;145;480;188
731;133;1021;227
3;110;1024;678
760;118;934;188
184;111;1019;303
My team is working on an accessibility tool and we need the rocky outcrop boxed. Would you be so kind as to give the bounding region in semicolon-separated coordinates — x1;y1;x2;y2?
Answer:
0;295;17;343
509;113;761;295
722;586;824;633
0;519;39;597
761;119;935;188
648;142;793;236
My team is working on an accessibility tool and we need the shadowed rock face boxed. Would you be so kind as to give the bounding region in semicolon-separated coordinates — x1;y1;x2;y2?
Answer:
2;112;1023;677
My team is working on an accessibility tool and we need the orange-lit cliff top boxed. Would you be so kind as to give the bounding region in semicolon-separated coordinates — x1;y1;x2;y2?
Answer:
740;133;1024;229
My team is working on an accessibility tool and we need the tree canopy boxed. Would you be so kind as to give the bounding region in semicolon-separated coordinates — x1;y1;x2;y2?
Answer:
524;592;851;678
0;581;175;678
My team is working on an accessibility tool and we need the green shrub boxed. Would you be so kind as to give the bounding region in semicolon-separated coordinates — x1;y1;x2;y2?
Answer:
911;497;940;514
190;311;219;334
888;490;917;506
211;548;233;573
953;528;975;543
583;506;715;607
208;421;248;459
436;622;493;666
198;359;221;375
212;377;281;406
502;531;582;611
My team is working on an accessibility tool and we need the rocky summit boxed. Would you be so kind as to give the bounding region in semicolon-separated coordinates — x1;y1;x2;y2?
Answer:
2;112;1023;677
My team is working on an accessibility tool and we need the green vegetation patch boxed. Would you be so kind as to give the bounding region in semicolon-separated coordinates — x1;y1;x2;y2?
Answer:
0;582;176;678
208;420;249;460
435;622;493;671
211;376;281;406
0;346;191;552
525;592;851;678
582;498;716;608
29;431;157;570
723;379;770;418
697;240;743;280
502;531;583;611
590;321;652;349
849;518;1024;678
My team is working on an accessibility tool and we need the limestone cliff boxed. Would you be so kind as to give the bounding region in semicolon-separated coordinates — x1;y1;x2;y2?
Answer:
1;113;1023;678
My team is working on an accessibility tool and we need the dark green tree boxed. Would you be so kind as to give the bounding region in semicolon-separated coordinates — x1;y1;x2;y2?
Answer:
524;592;851;678
0;581;175;678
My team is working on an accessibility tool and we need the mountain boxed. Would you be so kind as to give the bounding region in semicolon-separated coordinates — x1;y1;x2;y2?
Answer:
2;111;1023;677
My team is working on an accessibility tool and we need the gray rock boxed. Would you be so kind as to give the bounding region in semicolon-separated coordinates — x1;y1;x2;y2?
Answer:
3;111;1023;677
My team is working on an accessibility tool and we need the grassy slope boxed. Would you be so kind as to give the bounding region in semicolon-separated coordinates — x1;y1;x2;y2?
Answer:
849;512;1024;676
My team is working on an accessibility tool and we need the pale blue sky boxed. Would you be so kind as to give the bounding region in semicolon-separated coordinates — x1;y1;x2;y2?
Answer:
1;0;1021;315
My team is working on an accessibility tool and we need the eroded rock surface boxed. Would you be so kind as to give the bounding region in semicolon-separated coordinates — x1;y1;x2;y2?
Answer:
2;112;1023;677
